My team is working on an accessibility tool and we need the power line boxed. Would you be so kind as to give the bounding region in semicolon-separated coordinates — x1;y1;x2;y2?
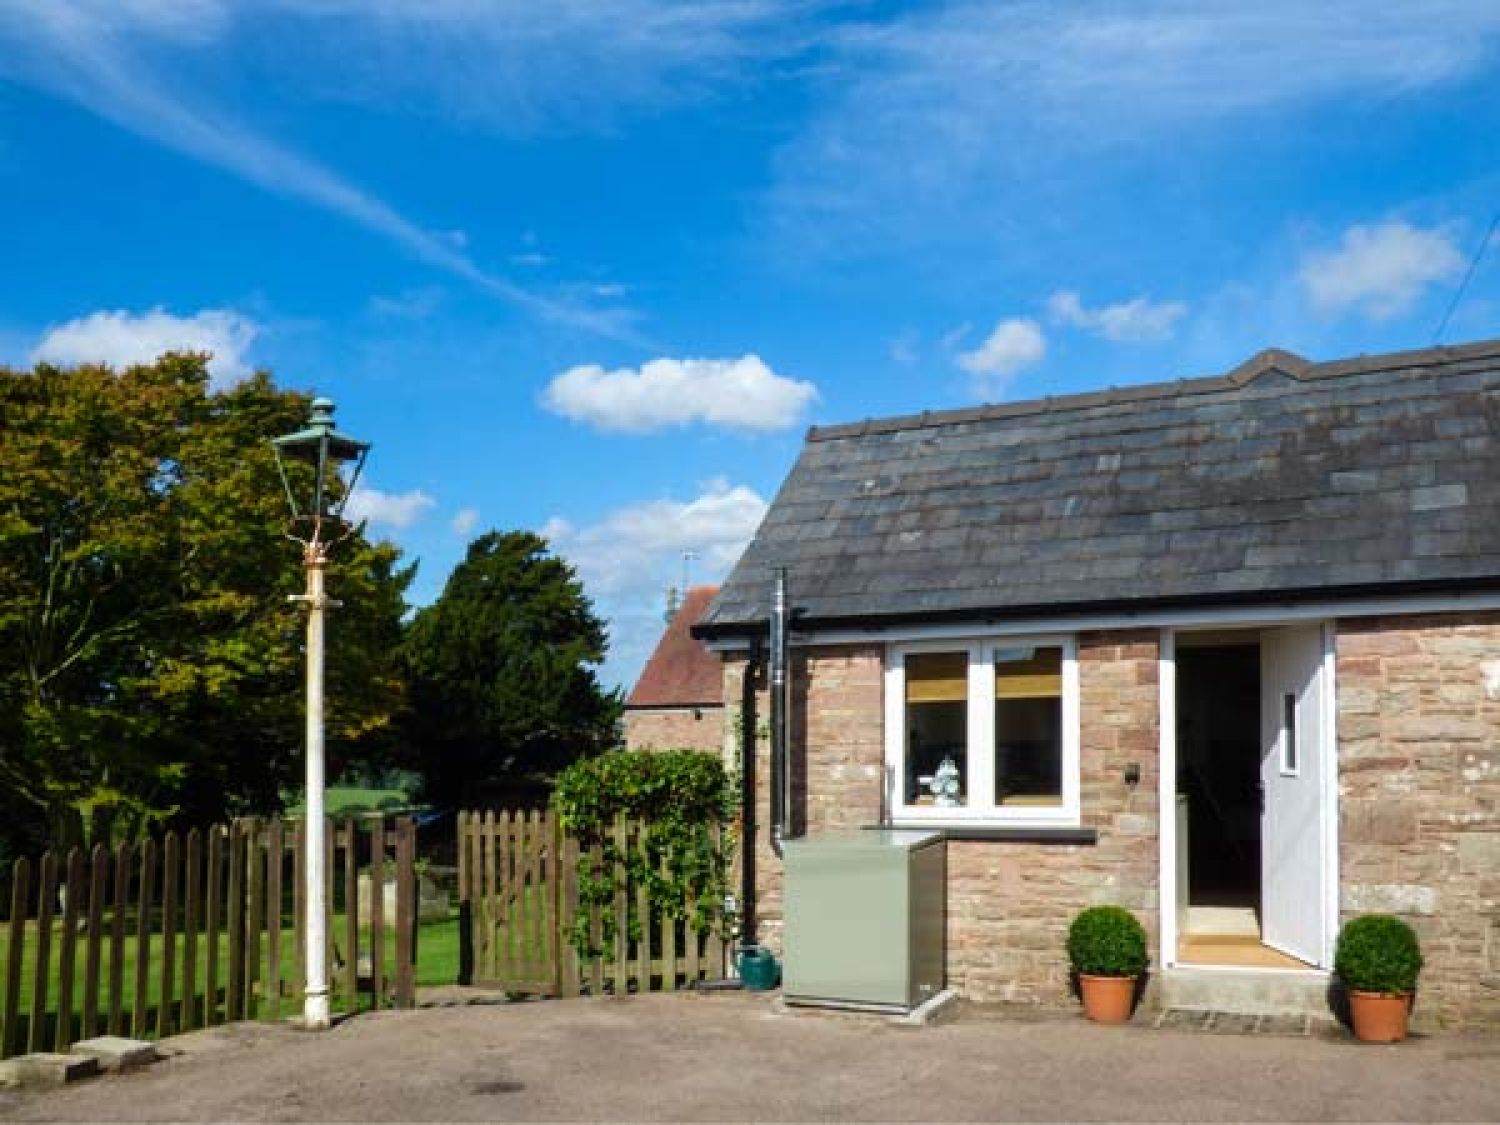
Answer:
1433;209;1500;344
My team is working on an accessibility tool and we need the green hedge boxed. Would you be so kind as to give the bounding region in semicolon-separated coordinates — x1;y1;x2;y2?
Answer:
552;750;737;959
1066;906;1148;978
1334;914;1422;995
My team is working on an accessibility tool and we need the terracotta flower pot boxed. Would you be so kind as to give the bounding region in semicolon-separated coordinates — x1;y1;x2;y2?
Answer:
1348;990;1412;1043
1078;974;1137;1024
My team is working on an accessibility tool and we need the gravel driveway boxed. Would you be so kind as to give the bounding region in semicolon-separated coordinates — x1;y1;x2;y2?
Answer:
5;992;1500;1122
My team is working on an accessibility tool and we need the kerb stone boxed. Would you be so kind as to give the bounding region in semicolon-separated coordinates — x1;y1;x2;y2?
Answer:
0;1052;100;1090
72;1036;159;1072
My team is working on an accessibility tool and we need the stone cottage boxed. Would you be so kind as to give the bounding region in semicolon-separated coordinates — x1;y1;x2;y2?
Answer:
695;339;1500;1029
623;585;726;755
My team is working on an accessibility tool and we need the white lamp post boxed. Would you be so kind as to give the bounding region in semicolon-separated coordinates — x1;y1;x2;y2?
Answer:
271;397;370;1030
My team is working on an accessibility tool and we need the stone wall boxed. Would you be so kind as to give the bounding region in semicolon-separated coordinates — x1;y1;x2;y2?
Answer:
1336;613;1500;1030
622;707;725;755
727;631;1159;1006
719;614;1500;1025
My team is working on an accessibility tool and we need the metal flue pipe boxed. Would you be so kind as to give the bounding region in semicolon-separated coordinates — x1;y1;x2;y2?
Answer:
769;567;793;855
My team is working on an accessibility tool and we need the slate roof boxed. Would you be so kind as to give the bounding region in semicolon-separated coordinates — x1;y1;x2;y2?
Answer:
626;586;725;708
698;339;1500;636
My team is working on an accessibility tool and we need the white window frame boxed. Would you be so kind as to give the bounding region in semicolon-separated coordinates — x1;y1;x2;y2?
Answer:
1279;690;1300;777
884;634;1081;828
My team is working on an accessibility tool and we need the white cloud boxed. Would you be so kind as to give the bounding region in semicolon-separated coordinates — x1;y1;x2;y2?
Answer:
543;355;817;433
1299;220;1465;320
544;479;768;688
450;507;480;537
956;318;1045;397
31;306;259;389
345;486;436;530
1047;290;1187;343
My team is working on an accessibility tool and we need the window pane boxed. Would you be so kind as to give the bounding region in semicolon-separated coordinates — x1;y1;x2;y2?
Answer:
905;652;968;807
994;646;1062;806
1282;692;1297;773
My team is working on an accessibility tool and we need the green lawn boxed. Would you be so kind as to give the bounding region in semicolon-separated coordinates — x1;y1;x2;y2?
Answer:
281;785;415;819
0;912;462;1051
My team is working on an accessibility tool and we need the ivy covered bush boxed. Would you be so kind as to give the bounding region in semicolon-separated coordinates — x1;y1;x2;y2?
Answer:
1334;914;1423;995
1067;906;1149;978
552;750;737;959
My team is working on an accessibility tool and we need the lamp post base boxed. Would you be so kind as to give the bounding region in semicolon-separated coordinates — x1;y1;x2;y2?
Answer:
302;990;331;1030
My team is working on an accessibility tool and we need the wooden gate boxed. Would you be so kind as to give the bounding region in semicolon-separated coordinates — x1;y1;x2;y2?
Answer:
456;809;728;997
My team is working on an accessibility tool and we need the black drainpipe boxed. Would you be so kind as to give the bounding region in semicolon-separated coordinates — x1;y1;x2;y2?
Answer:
738;638;762;948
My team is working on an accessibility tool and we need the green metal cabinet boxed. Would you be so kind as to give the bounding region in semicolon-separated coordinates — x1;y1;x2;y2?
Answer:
782;830;946;1012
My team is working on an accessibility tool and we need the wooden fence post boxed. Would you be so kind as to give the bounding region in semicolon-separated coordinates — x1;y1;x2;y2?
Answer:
706;822;726;979
587;840;604;998
265;819;282;1022
226;824;245;1021
131;841;154;1040
483;810;498;984
29;852;56;1052
180;829;202;1034
635;822;651;992
342;820;358;1009
368;816;384;1008
683;851;700;987
457;812;473;988
54;848;83;1051
3;858;28;1058
291;819;305;1003
531;810;547;988
243;819;262;1022
82;844;108;1041
157;832;179;1040
203;828;223;1029
107;844;129;1037
658;847;676;994
394;817;415;1009
556;820;579;999
612;814;628;997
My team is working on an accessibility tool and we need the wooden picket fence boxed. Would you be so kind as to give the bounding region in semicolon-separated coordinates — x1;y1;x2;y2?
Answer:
456;809;728;998
0;815;417;1061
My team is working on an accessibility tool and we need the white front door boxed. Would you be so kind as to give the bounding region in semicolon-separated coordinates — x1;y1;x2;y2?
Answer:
1259;623;1328;966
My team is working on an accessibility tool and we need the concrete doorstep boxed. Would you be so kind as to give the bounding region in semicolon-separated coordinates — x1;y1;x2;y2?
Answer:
0;1038;159;1091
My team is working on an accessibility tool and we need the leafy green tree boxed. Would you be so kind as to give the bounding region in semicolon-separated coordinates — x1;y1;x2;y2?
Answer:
402;531;619;806
0;355;412;850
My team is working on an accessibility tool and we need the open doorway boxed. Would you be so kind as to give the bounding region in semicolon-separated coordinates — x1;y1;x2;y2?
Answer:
1177;639;1260;908
1173;626;1326;970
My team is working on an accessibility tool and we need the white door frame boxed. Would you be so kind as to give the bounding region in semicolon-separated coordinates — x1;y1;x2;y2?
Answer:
1157;623;1340;971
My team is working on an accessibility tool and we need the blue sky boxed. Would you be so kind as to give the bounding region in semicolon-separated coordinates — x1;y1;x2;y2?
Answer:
4;2;1500;689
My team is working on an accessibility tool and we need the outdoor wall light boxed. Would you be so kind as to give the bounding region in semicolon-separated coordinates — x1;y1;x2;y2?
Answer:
270;397;371;1031
1124;762;1141;787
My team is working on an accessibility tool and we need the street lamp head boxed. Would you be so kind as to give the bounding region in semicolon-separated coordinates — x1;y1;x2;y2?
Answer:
270;396;372;549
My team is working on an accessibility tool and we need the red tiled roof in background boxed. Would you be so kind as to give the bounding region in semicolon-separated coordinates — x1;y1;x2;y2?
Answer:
625;586;724;709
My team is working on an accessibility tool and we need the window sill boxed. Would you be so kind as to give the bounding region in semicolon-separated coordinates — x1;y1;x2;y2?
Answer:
870;824;1098;844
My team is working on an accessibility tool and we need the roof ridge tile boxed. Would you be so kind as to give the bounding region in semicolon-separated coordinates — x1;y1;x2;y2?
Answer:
803;335;1500;443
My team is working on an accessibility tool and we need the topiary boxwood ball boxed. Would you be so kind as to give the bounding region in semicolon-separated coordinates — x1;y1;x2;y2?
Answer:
1334;914;1423;995
1067;905;1149;978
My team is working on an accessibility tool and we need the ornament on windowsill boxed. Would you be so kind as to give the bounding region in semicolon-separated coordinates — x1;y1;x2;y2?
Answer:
918;756;962;807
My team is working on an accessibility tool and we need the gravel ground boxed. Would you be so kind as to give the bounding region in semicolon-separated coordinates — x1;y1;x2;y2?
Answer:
4;992;1500;1122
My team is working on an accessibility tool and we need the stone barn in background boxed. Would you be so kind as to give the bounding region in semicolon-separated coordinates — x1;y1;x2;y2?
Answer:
624;585;726;756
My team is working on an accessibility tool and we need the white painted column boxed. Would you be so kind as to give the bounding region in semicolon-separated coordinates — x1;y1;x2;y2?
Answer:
303;551;330;1029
